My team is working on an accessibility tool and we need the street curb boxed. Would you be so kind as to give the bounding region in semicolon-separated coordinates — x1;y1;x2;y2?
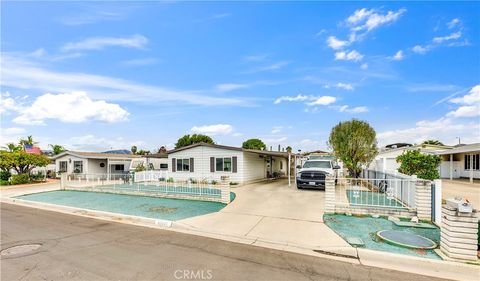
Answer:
2;197;479;281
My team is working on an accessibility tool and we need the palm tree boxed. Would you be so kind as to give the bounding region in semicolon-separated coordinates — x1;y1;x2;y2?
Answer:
422;140;444;146
49;144;66;155
6;143;22;152
157;146;167;153
19;135;34;146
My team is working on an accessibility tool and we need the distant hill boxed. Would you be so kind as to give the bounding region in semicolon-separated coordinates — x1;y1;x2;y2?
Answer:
102;149;132;155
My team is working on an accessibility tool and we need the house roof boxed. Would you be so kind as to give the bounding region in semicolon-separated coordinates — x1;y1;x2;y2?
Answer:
168;142;292;158
435;143;480;155
52;151;143;160
145;152;168;158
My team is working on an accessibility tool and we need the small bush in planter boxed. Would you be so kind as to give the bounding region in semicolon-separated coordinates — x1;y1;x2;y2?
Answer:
229;182;239;186
0;171;11;181
10;174;31;185
166;177;174;183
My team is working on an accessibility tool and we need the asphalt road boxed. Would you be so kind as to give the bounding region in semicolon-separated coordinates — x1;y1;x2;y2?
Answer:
1;203;447;281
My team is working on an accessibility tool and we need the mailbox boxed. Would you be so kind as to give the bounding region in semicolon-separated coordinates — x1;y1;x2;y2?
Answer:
446;197;473;213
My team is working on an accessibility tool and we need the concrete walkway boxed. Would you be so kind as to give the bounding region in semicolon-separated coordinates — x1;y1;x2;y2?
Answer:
177;180;351;250
442;179;480;208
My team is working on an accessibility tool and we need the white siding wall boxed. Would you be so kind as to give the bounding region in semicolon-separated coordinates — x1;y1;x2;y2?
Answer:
168;146;244;183
242;152;266;183
55;155;86;174
88;159;107;174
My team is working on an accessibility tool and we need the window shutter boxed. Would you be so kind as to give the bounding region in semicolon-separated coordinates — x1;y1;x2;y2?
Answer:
190;158;194;172
210;157;215;172
232;156;237;173
172;158;176;172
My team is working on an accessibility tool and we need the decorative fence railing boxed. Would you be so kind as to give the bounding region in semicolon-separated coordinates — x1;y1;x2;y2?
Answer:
61;173;230;204
359;169;416;208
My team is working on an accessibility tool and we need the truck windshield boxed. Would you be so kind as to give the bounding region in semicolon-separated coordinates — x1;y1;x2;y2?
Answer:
303;161;331;169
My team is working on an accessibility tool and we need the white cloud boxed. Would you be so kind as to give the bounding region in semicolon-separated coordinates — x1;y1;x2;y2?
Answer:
446;85;480;117
1;53;246;106
379;84;480;145
349;8;406;32
190;124;234;136
12;92;129;125
62;34;148;51
327;36;349;50
0;127;27;147
274;94;309;104
378;117;479;146
211;13;231;19
335;82;354;90
335;50;364;62
360;63;369;70
306;96;337;106
215;83;249;92
450;85;480;105
250;61;290;73
68;134;145;152
338;105;369;113
447;105;480;118
391;50;404;61
412;45;428;54
264;136;287;143
0;92;22;114
271;126;284;134
433;31;462;44
447;18;461;29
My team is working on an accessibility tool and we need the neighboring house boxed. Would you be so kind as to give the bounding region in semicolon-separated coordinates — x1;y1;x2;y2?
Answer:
52;151;144;175
436;143;480;182
144;153;169;170
167;143;290;184
369;143;453;173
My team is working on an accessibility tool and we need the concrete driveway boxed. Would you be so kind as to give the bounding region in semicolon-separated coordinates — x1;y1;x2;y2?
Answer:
178;179;350;250
442;179;480;209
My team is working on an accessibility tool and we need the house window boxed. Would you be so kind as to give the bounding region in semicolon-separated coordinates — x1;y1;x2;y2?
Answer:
160;163;168;170
280;161;283;170
176;159;190;171
113;164;124;171
216;157;232;172
73;161;83;173
59;161;67;173
465;154;480;170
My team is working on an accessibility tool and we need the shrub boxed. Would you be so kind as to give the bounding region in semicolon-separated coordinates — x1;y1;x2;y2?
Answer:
10;174;31;185
396;150;441;180
166;177;174;183
210;180;218;185
31;171;45;181
0;180;9;186
229;182;239;186
135;163;146;172
189;178;198;184
0;171;11;181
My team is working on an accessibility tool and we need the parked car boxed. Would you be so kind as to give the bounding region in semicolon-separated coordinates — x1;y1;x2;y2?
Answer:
296;159;340;189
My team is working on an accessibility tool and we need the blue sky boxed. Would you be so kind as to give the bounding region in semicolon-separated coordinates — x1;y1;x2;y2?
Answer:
1;1;479;152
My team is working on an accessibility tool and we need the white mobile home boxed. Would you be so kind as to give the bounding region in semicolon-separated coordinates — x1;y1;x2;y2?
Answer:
436;143;480;182
167;143;289;185
52;151;144;175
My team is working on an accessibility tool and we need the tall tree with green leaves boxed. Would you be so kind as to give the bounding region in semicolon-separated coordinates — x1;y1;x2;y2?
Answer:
0;151;50;174
5;143;22;152
131;145;138;155
422;140;444;146
49;144;66;155
242;139;266;150
328;119;378;177
175;134;214;149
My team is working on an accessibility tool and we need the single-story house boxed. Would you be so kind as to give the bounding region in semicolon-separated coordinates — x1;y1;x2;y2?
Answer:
167;143;290;185
52;151;144;175
369;143;452;173
436;143;480;182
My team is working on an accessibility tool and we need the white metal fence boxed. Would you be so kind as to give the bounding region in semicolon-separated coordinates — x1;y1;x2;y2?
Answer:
62;173;228;203
335;177;416;209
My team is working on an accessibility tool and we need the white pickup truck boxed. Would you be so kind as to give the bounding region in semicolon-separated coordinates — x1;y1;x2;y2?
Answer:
296;158;340;189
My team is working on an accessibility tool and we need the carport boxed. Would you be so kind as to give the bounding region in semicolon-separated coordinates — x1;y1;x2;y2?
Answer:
437;143;480;183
